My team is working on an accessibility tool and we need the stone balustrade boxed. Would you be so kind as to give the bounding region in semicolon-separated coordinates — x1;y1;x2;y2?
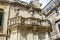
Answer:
8;16;51;28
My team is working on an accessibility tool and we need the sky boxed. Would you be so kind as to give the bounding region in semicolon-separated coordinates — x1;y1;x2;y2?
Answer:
40;0;51;9
21;0;31;3
21;0;51;9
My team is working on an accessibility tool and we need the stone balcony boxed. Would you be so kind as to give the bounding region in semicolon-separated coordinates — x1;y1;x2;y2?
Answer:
8;16;52;33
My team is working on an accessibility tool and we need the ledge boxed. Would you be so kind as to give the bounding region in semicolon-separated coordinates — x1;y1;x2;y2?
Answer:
0;0;41;11
55;19;60;23
0;33;7;36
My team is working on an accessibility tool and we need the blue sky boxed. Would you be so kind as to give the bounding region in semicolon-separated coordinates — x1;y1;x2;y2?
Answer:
40;0;51;9
21;0;31;3
21;0;51;9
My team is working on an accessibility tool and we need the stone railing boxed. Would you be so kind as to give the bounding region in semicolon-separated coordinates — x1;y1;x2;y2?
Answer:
42;0;60;14
8;16;51;28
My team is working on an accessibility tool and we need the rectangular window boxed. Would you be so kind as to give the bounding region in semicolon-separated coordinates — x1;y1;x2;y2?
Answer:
58;24;60;31
56;9;59;16
0;12;3;26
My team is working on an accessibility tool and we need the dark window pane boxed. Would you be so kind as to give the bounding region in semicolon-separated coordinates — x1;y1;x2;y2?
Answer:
56;9;59;16
0;12;3;26
58;24;60;31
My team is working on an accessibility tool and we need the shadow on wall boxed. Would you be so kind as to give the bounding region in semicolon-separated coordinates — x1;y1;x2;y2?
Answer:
20;29;46;40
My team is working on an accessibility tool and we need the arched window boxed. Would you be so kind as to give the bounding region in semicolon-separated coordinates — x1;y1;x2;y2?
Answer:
0;9;3;26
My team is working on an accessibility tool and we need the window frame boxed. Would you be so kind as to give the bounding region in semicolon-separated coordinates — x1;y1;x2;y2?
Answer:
0;9;4;28
56;9;59;16
0;9;4;33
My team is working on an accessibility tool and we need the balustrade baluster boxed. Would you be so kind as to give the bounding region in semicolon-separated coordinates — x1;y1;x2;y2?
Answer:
8;16;51;29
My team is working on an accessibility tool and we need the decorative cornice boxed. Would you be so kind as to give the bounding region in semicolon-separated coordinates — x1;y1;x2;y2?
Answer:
0;0;41;11
0;33;7;36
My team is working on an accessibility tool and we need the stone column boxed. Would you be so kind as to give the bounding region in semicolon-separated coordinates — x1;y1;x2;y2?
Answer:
38;32;49;40
17;28;20;40
27;30;33;40
20;29;27;40
33;32;39;40
3;5;10;40
44;32;49;40
48;32;52;40
10;27;17;40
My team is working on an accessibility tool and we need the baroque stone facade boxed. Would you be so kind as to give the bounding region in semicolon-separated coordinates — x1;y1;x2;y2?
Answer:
0;0;52;40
